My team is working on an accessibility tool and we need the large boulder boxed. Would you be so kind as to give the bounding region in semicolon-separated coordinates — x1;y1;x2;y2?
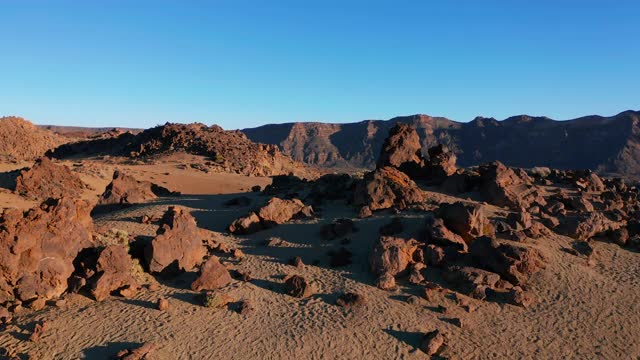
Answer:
562;212;619;241
469;236;545;286
353;167;424;212
14;157;87;200
424;215;468;252
0;197;93;302
425;144;457;184
229;197;314;234
145;207;207;274
438;202;495;243
442;266;501;295
376;123;425;177
369;236;419;276
98;170;178;206
191;256;232;291
477;162;537;209
70;244;138;301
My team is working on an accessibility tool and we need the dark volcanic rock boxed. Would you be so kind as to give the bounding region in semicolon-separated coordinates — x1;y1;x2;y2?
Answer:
0;198;93;302
438;202;495;243
71;244;139;301
145;207;207;274
191;256;233;291
229;197;314;234
369;236;419;276
98;170;178;206
14;157;87;200
353;167;424;212
376;123;425;177
425;144;457;183
284;275;313;298
469;236;545;286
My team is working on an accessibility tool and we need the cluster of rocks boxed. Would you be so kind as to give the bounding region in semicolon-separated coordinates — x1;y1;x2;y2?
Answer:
97;170;179;207
13;157;88;200
48;122;314;177
229;197;314;234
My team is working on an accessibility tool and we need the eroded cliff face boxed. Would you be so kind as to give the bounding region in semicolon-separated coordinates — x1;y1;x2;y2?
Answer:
243;111;640;177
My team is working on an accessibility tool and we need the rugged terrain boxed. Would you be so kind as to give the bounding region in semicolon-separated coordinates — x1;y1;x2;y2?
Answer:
0;119;639;359
0;117;68;162
243;110;640;177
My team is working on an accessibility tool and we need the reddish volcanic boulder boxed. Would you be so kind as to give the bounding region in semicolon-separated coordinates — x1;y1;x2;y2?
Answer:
98;170;178;206
438;202;495;243
442;266;501;295
469;236;545;286
369;236;419;276
477;161;536;209
14;157;87;200
0;197;93;302
424;215;468;252
257;197;313;225
420;330;445;356
145;207;207;274
71;244;139;301
353;167;424;212
284;275;313;298
116;342;157;360
376;123;425;177
562;212;618;241
191;256;232;291
425;144;457;183
229;197;314;234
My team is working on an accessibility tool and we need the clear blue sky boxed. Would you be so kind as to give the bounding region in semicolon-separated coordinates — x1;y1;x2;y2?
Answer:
1;0;638;129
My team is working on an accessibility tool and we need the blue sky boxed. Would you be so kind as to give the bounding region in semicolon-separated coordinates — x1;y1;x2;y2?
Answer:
1;0;638;129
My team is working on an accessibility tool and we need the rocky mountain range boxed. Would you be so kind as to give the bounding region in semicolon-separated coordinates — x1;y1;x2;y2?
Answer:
242;110;640;178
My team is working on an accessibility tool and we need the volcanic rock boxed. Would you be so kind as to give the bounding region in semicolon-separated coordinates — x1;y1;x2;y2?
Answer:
376;123;425;177
98;170;178;206
477;161;536;209
336;292;367;308
284;275;313;298
0;197;93;302
369;236;419;277
424;215;468;252
438;202;494;243
442;266;501;295
145;206;207;274
229;197;314;234
425;144;457;183
420;329;445;356
71;244;139;301
14;157;87;200
353;166;424;212
469;236;545;286
0;117;67;161
115;342;157;360
562;212;618;241
191;256;232;291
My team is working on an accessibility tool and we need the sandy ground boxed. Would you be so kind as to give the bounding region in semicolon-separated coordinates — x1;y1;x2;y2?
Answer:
1;161;640;359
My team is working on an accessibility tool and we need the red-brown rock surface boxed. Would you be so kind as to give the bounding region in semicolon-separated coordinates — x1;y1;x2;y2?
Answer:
98;170;178;206
376;123;425;177
369;236;419;276
0;117;67;161
191;256;233;291
14;157;87;200
353;166;424;212
0;197;93;302
438;202;495;243
229;197;314;234
145;207;207;274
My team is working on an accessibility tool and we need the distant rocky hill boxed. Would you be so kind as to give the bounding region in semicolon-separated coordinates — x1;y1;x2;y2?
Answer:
242;110;640;177
47;122;314;177
0;117;68;161
39;125;143;139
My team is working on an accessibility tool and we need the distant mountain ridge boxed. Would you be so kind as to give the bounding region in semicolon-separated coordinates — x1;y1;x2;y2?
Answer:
242;110;640;177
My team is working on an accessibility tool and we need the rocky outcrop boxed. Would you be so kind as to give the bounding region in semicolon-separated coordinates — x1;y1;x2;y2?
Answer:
284;275;313;298
242;111;640;178
469;236;545;286
0;198;93;302
477;162;539;209
49;122;313;178
353;167;424;212
0;117;67;161
70;244;139;301
98;170;178;206
145;207;207;274
229;197;314;234
438;202;495;243
425;144;457;183
191;256;232;291
369;236;419;276
14;157;87;200
376;123;425;177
